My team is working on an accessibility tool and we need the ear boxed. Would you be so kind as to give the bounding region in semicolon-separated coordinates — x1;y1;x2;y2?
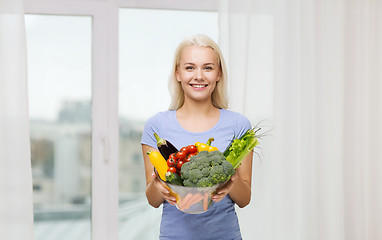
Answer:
176;72;181;82
217;72;221;82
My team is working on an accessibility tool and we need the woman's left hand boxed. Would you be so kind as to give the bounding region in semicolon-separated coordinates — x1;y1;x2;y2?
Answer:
212;173;237;203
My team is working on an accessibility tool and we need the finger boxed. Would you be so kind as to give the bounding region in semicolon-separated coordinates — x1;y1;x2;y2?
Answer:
157;182;170;194
163;192;177;205
165;196;177;205
212;193;224;202
153;179;178;203
152;177;170;194
213;190;227;197
231;173;238;181
150;171;177;206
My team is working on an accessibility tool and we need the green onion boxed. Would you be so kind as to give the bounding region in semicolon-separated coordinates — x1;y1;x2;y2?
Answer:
224;128;260;169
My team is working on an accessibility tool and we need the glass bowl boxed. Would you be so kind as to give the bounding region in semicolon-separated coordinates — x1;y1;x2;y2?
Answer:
154;169;226;214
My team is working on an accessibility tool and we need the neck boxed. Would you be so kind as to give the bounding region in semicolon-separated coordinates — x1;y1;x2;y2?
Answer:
175;99;221;133
178;99;218;116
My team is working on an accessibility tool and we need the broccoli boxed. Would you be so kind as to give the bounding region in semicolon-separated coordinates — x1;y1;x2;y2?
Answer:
165;172;183;186
180;151;234;187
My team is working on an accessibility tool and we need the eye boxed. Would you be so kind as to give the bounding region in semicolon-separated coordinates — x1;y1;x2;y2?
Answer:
185;66;194;70
204;66;213;70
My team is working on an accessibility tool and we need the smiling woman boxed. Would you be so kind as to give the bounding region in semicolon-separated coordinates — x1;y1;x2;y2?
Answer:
141;34;254;240
168;35;227;111
176;46;221;105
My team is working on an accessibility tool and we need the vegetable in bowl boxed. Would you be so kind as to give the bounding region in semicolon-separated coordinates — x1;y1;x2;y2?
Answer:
224;127;261;169
180;151;234;187
149;130;263;214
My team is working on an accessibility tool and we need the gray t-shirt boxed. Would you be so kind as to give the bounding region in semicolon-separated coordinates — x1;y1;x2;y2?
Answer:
141;109;251;240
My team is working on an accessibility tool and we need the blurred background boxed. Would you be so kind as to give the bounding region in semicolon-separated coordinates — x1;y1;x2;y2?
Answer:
1;0;381;240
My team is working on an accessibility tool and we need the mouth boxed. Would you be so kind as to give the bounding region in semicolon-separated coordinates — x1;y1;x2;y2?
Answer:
189;84;208;89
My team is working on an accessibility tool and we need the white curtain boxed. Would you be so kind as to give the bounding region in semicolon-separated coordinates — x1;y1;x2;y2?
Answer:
219;0;382;239
0;0;34;239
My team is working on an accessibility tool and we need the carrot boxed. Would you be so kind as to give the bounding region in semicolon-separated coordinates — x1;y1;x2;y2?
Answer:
178;193;193;210
182;193;203;210
203;192;209;211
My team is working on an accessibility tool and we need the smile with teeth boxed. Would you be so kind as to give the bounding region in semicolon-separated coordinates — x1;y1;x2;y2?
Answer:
190;84;208;88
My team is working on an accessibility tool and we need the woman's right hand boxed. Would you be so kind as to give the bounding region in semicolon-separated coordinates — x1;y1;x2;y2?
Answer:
150;171;177;206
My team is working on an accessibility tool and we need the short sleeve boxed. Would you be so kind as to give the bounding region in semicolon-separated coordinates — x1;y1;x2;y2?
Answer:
141;114;159;149
234;113;252;139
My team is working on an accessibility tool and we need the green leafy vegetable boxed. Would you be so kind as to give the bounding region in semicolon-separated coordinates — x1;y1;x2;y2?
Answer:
165;172;183;186
224;128;260;169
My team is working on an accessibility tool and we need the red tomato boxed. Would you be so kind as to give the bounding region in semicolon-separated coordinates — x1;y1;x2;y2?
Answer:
186;153;196;162
167;167;177;173
176;160;185;170
187;145;198;154
169;153;177;160
167;157;176;167
180;147;189;155
176;151;186;160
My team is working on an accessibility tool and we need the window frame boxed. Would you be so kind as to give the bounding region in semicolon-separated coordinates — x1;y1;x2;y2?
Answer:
24;1;218;239
117;0;218;11
25;1;119;240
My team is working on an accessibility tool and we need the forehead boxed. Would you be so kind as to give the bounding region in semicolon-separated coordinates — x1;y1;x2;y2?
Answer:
179;46;218;63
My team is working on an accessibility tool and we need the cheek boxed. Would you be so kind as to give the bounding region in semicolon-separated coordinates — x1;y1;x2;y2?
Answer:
178;73;192;82
207;73;220;83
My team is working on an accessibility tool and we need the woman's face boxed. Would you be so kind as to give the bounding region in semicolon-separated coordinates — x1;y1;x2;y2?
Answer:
176;46;220;104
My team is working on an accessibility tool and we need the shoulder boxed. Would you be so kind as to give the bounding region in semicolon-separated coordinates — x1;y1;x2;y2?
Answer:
221;109;252;138
142;110;177;140
144;110;174;127
141;110;175;148
147;110;174;120
222;109;251;127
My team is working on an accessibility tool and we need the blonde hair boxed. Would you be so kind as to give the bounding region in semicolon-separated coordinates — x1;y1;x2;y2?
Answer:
168;34;228;110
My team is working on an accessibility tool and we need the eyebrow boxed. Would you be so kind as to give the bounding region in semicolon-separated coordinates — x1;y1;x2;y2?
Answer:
183;62;216;65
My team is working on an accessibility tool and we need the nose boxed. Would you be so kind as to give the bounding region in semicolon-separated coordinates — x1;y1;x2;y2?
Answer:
194;68;203;81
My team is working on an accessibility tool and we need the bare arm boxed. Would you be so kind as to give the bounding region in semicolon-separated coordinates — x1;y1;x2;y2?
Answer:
212;151;253;208
142;144;177;208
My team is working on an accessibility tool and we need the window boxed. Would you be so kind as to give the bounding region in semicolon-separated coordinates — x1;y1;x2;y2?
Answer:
26;14;92;240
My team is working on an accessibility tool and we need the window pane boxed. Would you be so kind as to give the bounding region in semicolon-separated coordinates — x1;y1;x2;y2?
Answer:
118;8;218;239
25;14;92;240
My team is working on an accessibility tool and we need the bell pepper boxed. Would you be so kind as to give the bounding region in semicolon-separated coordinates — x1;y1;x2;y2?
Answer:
195;137;219;152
